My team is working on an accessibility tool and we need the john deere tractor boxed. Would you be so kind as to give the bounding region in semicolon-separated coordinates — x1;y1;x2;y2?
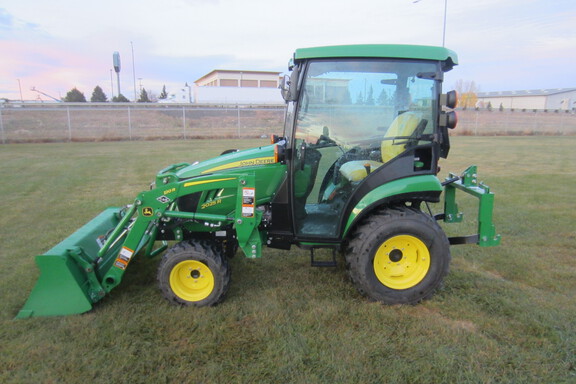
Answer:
17;44;500;318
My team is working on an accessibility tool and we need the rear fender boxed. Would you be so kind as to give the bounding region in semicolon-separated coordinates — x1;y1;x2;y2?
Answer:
342;175;443;237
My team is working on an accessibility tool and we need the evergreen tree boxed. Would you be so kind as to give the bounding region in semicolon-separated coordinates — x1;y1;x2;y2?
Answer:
112;94;130;102
159;85;168;100
343;89;352;104
64;87;86;102
138;88;150;102
365;86;375;105
377;89;389;105
90;86;108;102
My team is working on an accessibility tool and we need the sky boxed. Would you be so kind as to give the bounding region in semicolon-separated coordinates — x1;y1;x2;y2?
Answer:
1;0;575;101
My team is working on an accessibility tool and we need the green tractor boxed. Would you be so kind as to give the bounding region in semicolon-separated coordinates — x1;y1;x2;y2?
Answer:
17;44;500;318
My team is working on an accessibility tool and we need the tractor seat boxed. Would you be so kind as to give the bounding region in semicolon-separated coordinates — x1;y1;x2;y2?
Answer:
339;160;383;182
338;112;422;183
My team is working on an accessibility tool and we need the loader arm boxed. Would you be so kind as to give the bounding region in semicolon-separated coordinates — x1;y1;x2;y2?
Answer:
17;171;264;318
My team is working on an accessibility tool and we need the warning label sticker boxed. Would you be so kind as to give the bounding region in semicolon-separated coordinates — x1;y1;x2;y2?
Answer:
242;206;255;217
119;247;134;262
114;247;134;269
242;187;255;217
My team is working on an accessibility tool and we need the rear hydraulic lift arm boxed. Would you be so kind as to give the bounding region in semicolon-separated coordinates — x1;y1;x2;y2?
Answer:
442;165;501;247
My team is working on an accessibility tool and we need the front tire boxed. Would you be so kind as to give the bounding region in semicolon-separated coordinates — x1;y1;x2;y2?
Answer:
346;206;450;304
157;241;230;307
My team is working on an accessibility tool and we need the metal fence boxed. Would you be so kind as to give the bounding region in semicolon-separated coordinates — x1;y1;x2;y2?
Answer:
0;103;286;143
456;109;576;136
1;103;575;143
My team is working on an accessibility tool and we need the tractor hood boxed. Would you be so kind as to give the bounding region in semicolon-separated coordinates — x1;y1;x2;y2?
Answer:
175;144;279;179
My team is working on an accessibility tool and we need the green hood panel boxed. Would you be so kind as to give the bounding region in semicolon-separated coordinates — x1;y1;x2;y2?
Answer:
170;144;287;209
176;144;278;178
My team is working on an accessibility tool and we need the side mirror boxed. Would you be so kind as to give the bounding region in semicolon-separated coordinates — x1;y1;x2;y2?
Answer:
280;66;300;102
280;75;291;101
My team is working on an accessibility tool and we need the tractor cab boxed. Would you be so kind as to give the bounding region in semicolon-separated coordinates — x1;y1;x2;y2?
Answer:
272;45;458;245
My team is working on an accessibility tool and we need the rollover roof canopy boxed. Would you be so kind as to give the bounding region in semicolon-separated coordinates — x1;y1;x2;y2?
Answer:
293;44;458;71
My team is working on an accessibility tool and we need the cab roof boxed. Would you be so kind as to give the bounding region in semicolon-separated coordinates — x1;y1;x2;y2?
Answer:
293;44;458;70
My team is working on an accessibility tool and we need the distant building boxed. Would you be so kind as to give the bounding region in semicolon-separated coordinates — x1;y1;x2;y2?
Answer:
192;70;284;104
306;78;351;104
195;70;281;88
476;88;576;110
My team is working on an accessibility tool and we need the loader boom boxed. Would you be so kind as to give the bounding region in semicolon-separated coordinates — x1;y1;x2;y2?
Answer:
17;160;274;318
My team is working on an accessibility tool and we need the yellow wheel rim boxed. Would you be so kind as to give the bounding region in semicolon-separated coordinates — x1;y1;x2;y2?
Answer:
373;235;431;290
169;260;215;302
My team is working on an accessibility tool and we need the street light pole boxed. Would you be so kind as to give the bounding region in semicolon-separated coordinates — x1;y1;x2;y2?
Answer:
131;41;137;102
442;0;448;47
413;0;448;47
17;79;23;101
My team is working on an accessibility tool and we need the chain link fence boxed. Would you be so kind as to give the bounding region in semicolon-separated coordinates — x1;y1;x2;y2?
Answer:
0;104;286;143
1;103;574;144
455;109;576;136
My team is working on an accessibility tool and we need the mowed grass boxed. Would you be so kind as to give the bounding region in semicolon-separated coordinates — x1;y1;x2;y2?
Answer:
1;137;575;383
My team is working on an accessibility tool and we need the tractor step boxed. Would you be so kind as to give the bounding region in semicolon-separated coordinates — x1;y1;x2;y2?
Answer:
310;248;338;267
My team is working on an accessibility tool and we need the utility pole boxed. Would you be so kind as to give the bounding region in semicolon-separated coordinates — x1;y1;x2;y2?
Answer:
17;79;23;101
131;41;137;102
413;0;448;47
442;0;448;47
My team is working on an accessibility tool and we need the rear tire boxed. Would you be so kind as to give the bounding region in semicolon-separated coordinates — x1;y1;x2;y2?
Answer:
157;240;230;307
346;206;450;304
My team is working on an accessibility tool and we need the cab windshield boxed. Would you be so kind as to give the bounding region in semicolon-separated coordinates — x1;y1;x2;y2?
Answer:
295;59;439;148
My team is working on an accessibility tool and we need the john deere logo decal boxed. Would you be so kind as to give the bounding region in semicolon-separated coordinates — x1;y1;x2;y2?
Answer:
142;207;153;217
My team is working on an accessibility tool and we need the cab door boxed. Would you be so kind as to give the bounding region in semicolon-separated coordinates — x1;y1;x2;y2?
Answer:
290;59;438;239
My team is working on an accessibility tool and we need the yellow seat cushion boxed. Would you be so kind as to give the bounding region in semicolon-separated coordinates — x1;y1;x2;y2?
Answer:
338;112;422;183
381;112;421;163
339;160;383;182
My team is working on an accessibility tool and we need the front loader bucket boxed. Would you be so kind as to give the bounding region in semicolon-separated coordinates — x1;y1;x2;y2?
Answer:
16;207;123;319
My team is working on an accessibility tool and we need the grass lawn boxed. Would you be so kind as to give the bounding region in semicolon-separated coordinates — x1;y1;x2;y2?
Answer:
1;137;575;383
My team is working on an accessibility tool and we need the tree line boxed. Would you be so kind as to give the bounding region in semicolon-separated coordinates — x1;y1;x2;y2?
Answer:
62;80;481;106
63;85;169;103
